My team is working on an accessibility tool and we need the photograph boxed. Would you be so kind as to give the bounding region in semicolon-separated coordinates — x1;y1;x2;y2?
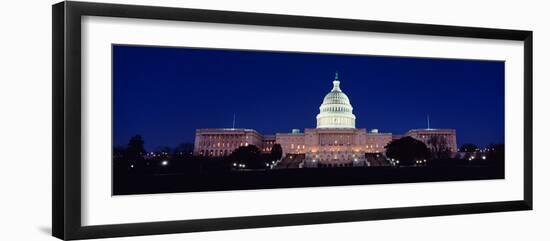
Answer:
45;1;535;240
112;44;505;195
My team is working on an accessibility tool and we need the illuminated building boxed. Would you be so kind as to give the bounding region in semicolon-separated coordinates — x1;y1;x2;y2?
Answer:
193;73;457;167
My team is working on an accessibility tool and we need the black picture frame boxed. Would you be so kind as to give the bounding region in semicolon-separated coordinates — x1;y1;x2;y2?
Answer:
52;1;533;240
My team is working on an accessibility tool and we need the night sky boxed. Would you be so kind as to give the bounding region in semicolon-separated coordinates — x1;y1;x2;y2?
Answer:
113;45;505;151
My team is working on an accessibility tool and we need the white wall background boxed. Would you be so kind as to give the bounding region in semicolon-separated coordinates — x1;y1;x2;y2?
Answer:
0;0;547;240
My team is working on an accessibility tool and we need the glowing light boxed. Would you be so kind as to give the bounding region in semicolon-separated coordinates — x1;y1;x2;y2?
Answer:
482;156;487;160
161;160;168;166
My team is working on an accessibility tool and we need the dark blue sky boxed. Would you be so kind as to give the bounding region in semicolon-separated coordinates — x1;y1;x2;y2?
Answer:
113;45;504;151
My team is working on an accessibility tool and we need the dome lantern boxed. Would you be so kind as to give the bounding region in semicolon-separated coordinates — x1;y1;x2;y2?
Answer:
332;72;341;91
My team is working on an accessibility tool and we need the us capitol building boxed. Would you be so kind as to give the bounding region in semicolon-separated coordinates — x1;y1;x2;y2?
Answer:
193;73;457;168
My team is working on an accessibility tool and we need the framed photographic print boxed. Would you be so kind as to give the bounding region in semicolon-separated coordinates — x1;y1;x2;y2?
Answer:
52;1;533;240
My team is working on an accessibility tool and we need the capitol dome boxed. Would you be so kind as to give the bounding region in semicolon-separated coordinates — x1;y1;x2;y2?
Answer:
316;73;356;128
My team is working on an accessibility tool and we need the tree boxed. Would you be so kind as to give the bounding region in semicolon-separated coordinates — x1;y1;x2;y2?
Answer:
427;136;451;159
113;135;146;175
270;144;283;161
385;136;430;166
229;145;263;169
126;135;146;160
125;135;147;171
460;143;478;153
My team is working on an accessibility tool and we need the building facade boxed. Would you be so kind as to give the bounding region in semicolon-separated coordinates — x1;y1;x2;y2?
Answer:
193;128;263;157
276;130;306;155
365;130;394;153
261;135;276;153
406;129;458;152
302;128;368;167
193;73;458;167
